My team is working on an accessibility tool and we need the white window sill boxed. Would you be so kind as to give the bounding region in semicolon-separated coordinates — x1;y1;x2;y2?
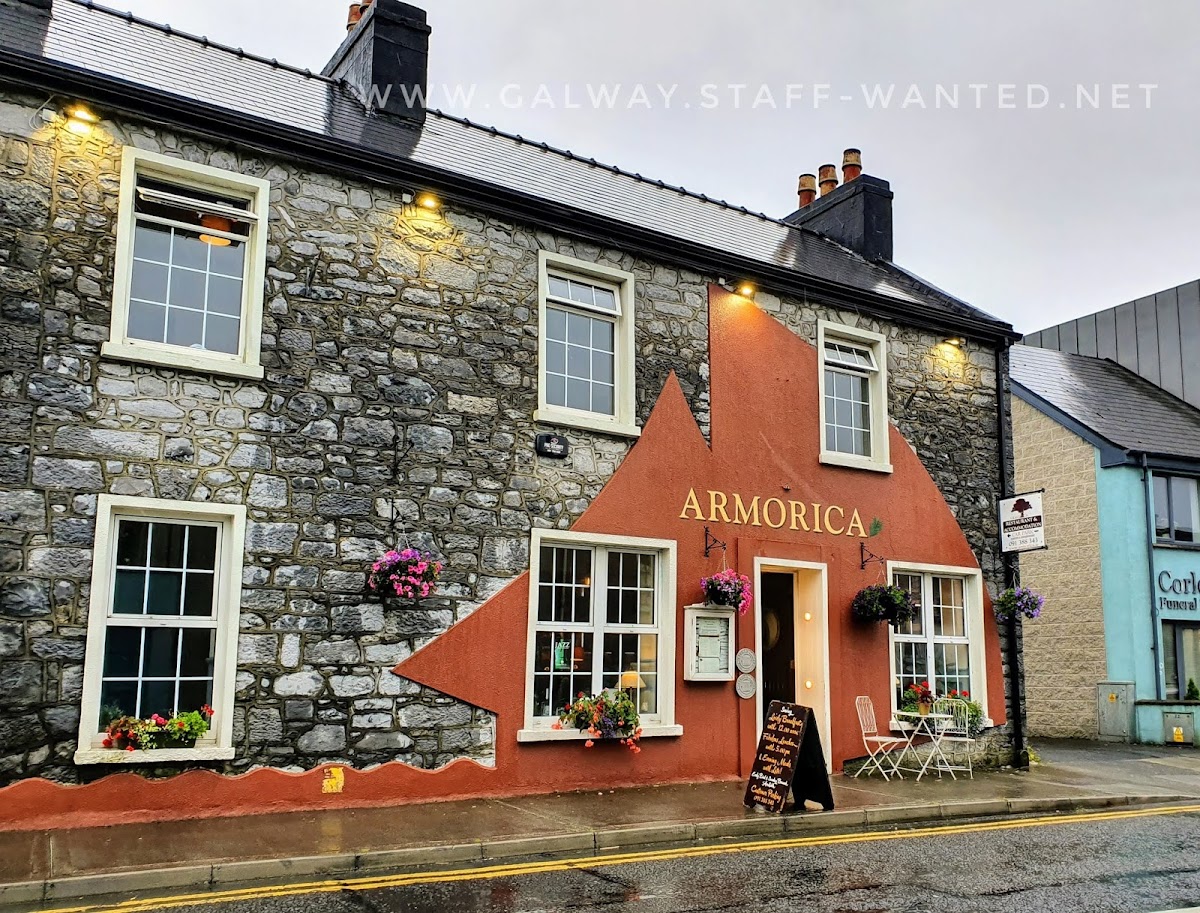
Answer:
534;407;641;440
102;340;265;381
819;450;893;474
517;723;682;743
74;746;236;765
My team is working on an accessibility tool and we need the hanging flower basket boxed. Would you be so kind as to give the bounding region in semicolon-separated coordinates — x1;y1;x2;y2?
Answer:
701;569;753;616
993;586;1044;623
367;548;442;600
553;690;642;753
851;584;919;625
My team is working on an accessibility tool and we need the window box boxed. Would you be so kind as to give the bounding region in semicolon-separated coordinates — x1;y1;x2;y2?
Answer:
75;496;246;765
817;321;891;473
535;251;640;439
102;148;269;381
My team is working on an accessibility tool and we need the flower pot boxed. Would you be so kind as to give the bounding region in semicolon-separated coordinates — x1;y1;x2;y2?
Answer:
918;703;931;717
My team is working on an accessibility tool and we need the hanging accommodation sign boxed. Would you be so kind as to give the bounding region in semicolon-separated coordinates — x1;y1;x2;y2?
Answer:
999;491;1046;553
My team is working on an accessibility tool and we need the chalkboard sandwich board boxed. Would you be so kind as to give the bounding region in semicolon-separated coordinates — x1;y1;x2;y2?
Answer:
744;701;834;813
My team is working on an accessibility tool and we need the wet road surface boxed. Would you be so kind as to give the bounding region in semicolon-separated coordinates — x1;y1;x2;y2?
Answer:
53;806;1200;913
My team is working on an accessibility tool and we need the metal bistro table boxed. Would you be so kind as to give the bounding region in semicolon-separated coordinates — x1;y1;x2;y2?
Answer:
893;710;953;781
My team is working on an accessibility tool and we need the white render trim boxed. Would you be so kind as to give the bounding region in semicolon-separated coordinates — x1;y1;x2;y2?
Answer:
73;746;237;765
106;147;270;378
76;495;246;764
885;560;988;724
516;724;683;743
523;528;677;735
536;250;638;436
817;319;891;473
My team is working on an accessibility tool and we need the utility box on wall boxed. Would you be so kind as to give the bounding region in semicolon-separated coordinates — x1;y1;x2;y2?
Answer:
1163;712;1196;746
1097;682;1135;741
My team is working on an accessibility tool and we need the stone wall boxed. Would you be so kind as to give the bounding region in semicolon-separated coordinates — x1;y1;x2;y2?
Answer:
1012;396;1106;739
0;89;1010;786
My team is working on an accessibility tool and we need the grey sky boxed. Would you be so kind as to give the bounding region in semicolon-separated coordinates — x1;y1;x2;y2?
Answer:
108;0;1199;333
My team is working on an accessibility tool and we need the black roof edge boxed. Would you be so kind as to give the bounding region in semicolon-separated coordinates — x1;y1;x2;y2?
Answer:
1010;379;1131;466
1;49;1021;344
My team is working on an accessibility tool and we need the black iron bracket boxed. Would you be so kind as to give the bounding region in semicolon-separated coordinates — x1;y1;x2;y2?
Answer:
860;541;887;571
704;526;727;559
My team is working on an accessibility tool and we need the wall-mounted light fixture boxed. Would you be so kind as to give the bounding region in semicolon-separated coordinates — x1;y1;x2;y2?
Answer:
943;336;965;347
738;282;757;298
64;103;98;135
417;192;440;211
717;277;758;299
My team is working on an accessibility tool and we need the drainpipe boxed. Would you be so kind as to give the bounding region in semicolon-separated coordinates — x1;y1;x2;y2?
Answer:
1141;453;1163;700
995;342;1028;768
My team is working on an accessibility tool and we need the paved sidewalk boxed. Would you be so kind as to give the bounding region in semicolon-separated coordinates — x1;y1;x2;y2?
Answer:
3;739;1198;905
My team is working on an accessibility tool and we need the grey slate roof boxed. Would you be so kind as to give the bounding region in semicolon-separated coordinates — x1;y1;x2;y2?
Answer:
0;0;1014;336
1010;344;1200;461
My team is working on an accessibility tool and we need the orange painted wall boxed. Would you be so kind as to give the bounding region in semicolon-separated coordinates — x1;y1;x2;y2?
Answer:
0;286;1006;831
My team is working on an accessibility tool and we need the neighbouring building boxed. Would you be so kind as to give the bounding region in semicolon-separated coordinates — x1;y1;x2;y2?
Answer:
1012;338;1200;745
0;0;1020;828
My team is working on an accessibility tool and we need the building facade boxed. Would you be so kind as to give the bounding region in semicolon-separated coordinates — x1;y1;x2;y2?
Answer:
0;0;1018;828
1012;343;1200;745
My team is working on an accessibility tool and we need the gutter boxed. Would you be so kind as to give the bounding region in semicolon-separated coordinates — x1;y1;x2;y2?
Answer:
0;50;1022;344
1141;453;1164;700
996;343;1028;768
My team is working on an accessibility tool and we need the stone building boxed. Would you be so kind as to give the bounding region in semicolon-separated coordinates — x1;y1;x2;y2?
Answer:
0;0;1020;825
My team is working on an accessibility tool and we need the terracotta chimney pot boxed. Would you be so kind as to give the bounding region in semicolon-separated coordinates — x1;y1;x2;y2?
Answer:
797;173;817;208
818;163;838;196
346;2;363;31
842;148;862;182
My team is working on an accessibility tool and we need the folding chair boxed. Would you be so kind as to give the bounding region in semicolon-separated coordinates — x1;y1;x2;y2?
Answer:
931;697;975;779
854;695;906;779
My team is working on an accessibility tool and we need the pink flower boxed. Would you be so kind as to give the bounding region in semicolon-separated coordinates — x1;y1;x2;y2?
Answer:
584;740;594;748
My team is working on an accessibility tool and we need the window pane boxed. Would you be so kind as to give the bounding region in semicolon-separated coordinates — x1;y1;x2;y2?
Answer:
150;524;187;568
593;288;617;312
546;340;566;375
1181;626;1200;701
537;547;591;624
1155;476;1171;539
127;300;167;343
165;306;204;348
133;222;171;263
130;261;169;305
533;630;593;718
142;627;179;678
934;643;971;697
188;526;218;570
546;373;566;408
146;571;183;615
180;628;215;677
893;573;923;636
172;233;209;271
566;378;590;411
932;577;966;637
183;573;215;617
99;681;137;724
1171;477;1197;543
208;239;246;278
178;679;214;714
593;351;613;385
548;275;570;299
205;314;241;354
1164;622;1179;700
567;312;591;346
895;641;928;706
208;276;243;317
567;344;589;378
139;680;177;719
592;384;614;416
103;626;141;677
546;306;567;341
168;268;206;309
592;319;614;351
116;520;150;563
113;569;146;615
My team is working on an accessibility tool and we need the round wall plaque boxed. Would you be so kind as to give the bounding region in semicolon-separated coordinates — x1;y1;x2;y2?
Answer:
735;648;757;674
735;673;757;700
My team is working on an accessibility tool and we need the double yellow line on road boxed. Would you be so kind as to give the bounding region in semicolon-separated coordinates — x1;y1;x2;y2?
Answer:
41;802;1200;913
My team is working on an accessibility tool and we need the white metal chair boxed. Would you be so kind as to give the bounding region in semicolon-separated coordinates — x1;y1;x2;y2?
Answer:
854;695;906;780
931;697;975;779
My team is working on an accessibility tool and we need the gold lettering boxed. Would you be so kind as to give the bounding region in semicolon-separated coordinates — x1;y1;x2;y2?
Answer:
846;508;867;538
732;494;762;527
824;505;845;535
789;500;809;531
763;498;786;529
708;490;731;524
680;487;704;521
811;503;823;533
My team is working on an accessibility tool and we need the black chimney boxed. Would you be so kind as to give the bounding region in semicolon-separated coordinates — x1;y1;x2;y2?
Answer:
785;150;893;261
323;0;431;126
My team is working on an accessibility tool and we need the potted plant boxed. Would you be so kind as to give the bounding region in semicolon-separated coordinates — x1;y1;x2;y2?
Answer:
700;569;753;615
900;681;936;716
943;689;986;735
852;584;919;625
553;690;642;753
368;548;442;600
994;586;1044;624
102;705;214;751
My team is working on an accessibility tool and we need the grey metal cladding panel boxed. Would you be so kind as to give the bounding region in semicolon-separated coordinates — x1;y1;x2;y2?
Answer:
1043;325;1061;349
1134;295;1161;386
1179;281;1200;409
1114;302;1139;372
1156;287;1184;401
1096;307;1118;361
1077;314;1098;357
1059;320;1079;354
1024;331;1043;347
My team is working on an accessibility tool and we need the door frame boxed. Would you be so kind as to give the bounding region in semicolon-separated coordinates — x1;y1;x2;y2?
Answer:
753;557;831;768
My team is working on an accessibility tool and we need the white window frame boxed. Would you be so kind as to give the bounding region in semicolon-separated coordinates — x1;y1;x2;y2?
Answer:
518;528;680;742
886;560;990;726
75;495;246;764
101;147;269;380
817;320;891;473
534;250;640;439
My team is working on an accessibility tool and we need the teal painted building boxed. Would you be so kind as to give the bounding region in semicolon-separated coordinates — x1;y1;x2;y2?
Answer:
1013;344;1200;745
